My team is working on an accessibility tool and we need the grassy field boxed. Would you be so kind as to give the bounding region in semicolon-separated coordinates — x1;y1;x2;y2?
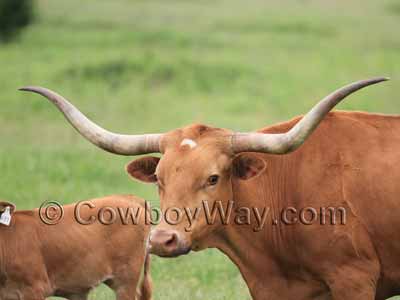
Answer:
0;0;399;299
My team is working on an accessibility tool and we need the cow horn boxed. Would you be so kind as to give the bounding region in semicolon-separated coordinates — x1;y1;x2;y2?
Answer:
19;86;162;155
232;77;389;154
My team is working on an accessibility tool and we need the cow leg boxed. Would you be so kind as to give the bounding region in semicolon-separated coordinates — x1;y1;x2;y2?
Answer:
328;278;376;299
324;266;379;300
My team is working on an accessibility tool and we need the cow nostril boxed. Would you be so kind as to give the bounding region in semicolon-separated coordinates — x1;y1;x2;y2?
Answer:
165;233;178;248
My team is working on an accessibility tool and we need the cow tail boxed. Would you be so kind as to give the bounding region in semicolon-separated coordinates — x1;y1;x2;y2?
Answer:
136;251;153;300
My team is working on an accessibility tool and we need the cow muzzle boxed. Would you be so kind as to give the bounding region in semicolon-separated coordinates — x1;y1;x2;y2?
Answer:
149;229;191;257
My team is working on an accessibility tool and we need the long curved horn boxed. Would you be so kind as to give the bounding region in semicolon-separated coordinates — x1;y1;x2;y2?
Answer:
232;77;389;154
19;86;162;155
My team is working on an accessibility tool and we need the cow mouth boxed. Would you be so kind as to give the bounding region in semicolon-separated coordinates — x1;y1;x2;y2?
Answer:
153;245;192;258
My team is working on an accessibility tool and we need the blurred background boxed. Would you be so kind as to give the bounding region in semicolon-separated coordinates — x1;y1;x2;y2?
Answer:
0;0;399;299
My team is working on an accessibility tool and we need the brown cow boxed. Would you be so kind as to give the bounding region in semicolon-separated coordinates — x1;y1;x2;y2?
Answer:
21;77;399;299
0;195;152;300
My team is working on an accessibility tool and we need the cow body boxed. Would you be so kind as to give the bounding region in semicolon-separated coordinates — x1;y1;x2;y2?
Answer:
21;79;394;299
0;195;151;300
138;111;400;300
212;111;400;300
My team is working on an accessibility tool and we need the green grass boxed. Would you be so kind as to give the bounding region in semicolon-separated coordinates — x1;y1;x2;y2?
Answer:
0;0;399;299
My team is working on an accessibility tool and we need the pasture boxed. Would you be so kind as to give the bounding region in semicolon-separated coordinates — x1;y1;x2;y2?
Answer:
0;0;399;299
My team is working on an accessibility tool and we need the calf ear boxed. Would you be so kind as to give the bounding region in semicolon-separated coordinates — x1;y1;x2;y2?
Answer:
126;156;160;183
232;153;266;180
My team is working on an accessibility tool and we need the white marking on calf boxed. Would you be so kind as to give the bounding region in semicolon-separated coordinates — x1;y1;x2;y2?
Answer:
146;234;151;251
180;138;197;149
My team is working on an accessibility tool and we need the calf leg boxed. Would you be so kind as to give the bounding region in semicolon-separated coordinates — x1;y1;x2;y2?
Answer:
20;287;46;300
106;266;142;300
66;292;89;300
115;286;138;300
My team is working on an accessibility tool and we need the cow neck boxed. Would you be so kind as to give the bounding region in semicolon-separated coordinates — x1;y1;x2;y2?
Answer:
206;155;298;298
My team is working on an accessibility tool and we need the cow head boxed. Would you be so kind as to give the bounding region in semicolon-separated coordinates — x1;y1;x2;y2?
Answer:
20;77;388;257
125;125;268;256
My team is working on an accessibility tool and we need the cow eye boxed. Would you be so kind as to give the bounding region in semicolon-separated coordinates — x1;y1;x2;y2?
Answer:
207;175;219;186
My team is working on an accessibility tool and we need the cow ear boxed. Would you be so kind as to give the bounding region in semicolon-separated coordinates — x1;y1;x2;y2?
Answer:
232;154;266;180
126;156;160;183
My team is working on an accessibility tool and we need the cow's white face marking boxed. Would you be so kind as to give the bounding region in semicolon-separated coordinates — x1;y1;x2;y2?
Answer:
180;138;197;149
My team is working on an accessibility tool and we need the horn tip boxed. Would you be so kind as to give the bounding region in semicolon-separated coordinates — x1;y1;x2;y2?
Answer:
18;86;46;94
18;86;35;92
373;76;390;82
360;77;390;87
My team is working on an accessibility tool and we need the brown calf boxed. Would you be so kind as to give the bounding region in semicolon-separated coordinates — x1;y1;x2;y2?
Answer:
0;195;152;300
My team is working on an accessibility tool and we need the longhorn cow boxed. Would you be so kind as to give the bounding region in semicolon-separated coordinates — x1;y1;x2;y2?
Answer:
21;78;399;300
